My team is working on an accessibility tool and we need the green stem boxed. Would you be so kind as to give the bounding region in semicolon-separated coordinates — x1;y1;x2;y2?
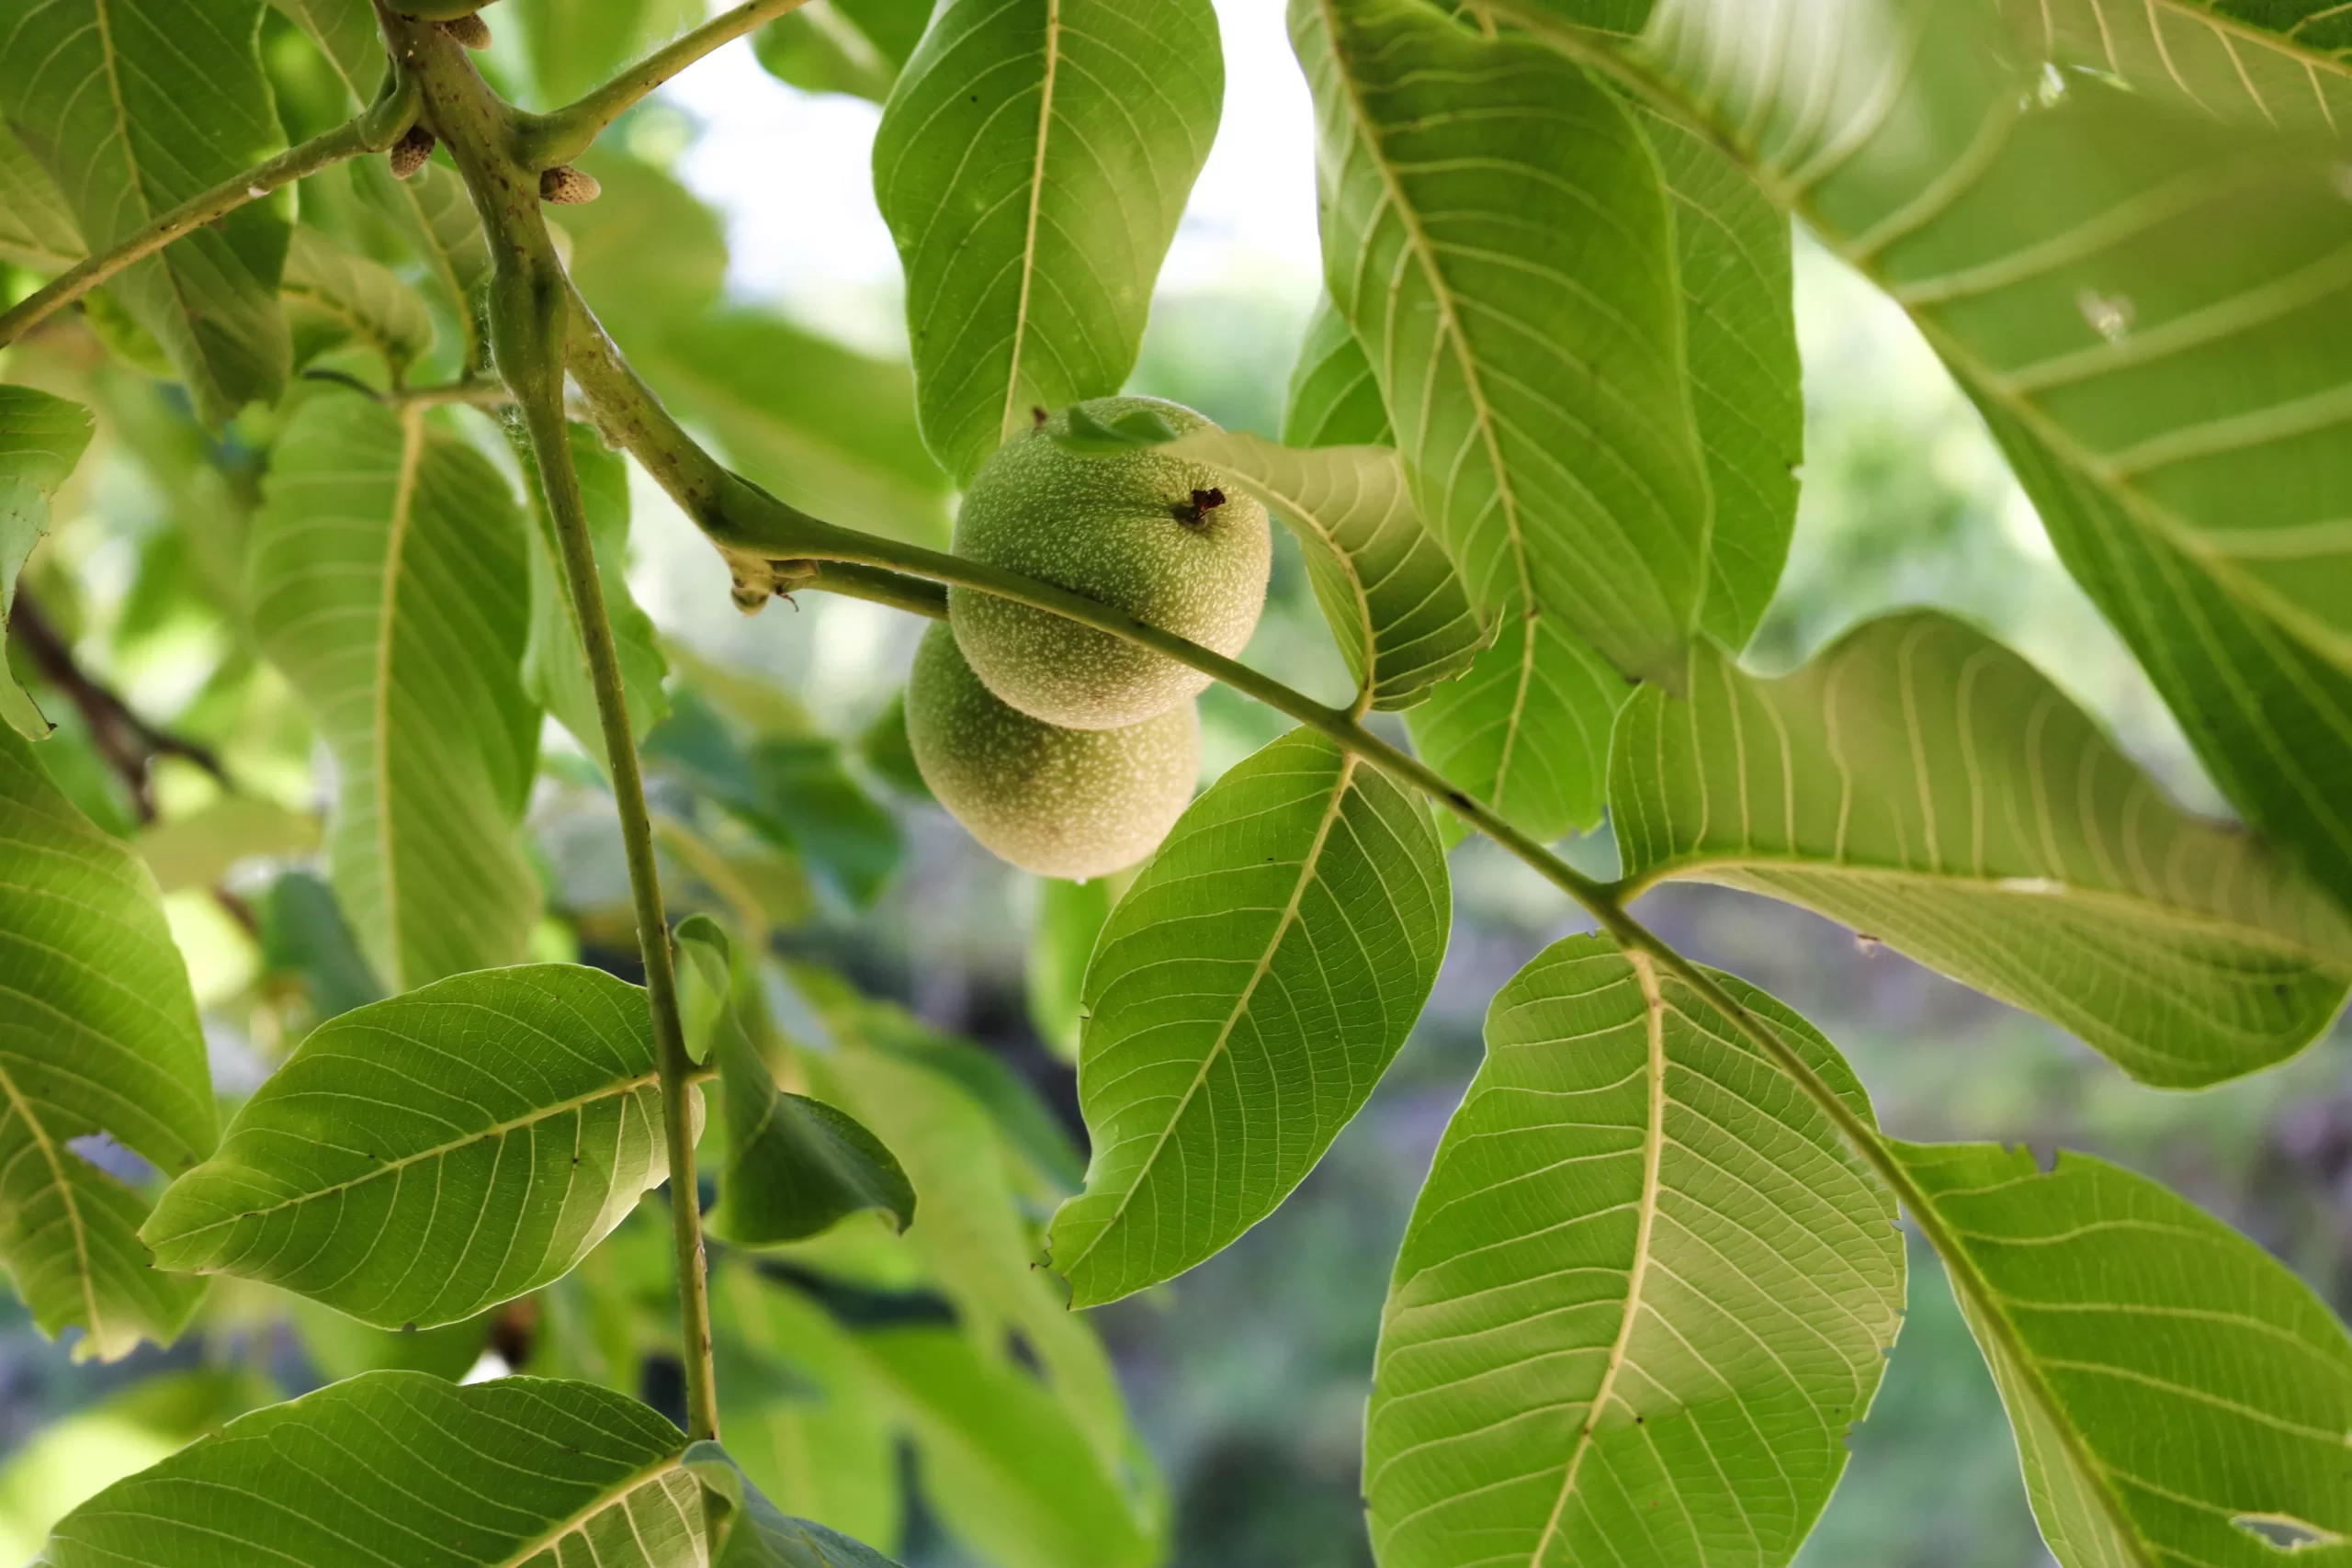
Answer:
0;88;413;351
384;6;720;1443
516;0;815;168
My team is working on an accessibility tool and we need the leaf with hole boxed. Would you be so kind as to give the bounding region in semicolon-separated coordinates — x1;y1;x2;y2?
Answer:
0;387;93;739
0;725;216;1361
37;1371;709;1566
1367;934;1904;1568
1293;0;1708;683
0;0;291;420
250;392;541;990
1611;611;2352;1085
141;964;690;1330
873;0;1225;481
1046;728;1450;1306
1897;1138;2352;1568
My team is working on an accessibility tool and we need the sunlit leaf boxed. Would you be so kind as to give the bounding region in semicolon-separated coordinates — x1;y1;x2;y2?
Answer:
686;1439;909;1568
0;0;291;421
676;917;913;1248
142;964;687;1330
874;0;1225;481
1046;728;1450;1306
1293;0;1707;684
0;725;215;1360
1367;934;1904;1568
37;1372;707;1567
250;391;541;990
522;422;670;753
1898;1138;2352;1568
0;387;93;739
282;225;435;377
1612;612;2352;1085
1997;0;2352;131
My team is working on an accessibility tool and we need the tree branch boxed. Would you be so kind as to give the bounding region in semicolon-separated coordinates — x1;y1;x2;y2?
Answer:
0;79;417;352
6;592;230;821
515;0;814;169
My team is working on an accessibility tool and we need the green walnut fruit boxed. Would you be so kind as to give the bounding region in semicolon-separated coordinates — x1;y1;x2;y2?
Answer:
907;623;1197;880
948;396;1271;729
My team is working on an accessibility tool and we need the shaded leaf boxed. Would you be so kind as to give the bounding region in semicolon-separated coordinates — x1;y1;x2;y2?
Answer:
0;0;291;420
270;0;385;102
1405;604;1629;842
254;867;382;1021
874;0;1225;481
141;964;687;1330
1998;0;2352;132
511;0;704;106
522;421;670;753
281;225;435;376
0;120;78;270
1642;107;1802;651
1897;1138;2352;1568
1282;296;1391;448
353;159;491;371
676;917;914;1247
251;392;541;990
1293;0;1706;683
841;999;1086;1194
1367;935;1904;1568
1027;875;1112;1065
1611;612;2352;1086
135;797;317;894
0;387;93;739
754;0;932;103
0;725;215;1360
37;1372;707;1567
1046;728;1450;1306
686;1439;908;1568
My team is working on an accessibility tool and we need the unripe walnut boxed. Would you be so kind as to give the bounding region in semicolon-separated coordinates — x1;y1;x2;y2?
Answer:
947;396;1269;729
906;623;1195;880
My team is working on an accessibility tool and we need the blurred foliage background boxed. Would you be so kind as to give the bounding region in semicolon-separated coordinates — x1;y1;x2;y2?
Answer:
0;4;2343;1566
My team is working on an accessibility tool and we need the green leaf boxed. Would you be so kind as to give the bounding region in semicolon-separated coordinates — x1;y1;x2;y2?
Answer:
856;1325;1162;1568
353;159;492;371
1292;0;1707;684
510;0;704;107
1026;875;1113;1065
1896;1139;2352;1568
873;0;1225;481
141;964;688;1330
1624;0;2352;908
37;1371;708;1567
1643;107;1802;652
0;725;216;1360
270;0;386;102
685;1440;908;1568
1999;0;2352;131
713;1265;903;1551
0;120;79;270
0;387;94;740
754;0;932;104
557;149;730;332
0;0;292;421
1283;296;1392;448
286;1293;492;1382
1164;429;1487;711
1046;728;1451;1306
282;225;435;376
850;1004;1086;1194
1405;605;1630;842
1366;934;1905;1568
251;392;542;990
675;917;914;1247
522;422;670;753
1611;611;2352;1086
255;867;383;1021
135;796;318;894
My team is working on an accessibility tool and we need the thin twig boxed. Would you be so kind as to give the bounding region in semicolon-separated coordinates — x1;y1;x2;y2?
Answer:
514;0;814;168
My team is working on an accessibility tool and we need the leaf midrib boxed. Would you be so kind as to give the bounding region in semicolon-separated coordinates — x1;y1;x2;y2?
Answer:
999;0;1063;452
1060;752;1360;1283
372;409;427;992
493;1454;687;1568
0;1052;105;1348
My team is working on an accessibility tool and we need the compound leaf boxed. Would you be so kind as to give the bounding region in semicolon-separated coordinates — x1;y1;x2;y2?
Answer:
1293;0;1707;684
0;0;291;421
37;1372;708;1567
874;0;1224;482
141;964;685;1330
1367;935;1904;1568
251;392;540;991
1611;612;2352;1086
0;386;94;739
1046;728;1450;1306
0;725;215;1361
1898;1139;2352;1568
